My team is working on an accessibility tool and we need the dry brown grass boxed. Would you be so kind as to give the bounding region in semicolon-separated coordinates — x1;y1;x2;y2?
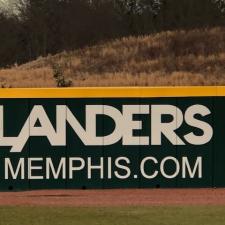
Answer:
0;27;225;87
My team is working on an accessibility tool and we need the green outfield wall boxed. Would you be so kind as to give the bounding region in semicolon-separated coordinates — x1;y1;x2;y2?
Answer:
0;87;225;190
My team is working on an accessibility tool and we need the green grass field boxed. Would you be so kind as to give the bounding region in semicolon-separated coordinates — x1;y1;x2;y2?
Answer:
0;206;225;225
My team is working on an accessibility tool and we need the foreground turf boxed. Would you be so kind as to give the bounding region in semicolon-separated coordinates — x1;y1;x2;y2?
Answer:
0;206;225;225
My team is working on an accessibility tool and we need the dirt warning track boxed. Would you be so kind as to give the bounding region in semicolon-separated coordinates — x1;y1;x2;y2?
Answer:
0;189;225;207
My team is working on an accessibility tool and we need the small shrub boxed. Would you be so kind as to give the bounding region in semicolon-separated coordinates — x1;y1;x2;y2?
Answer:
51;62;72;87
0;82;12;88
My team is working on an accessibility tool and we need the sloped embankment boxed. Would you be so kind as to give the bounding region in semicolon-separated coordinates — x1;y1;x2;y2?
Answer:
0;27;224;87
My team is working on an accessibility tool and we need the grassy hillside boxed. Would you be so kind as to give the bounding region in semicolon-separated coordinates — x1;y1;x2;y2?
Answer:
0;27;224;87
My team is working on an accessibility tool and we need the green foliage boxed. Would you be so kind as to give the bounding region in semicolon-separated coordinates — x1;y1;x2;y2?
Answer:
51;62;72;87
0;82;11;88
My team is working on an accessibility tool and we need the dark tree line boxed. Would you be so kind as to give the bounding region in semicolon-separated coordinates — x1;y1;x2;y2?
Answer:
0;0;224;68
